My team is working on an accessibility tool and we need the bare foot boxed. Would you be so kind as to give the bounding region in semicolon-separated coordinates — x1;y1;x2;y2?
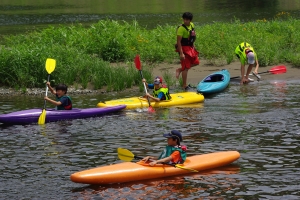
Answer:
176;68;181;79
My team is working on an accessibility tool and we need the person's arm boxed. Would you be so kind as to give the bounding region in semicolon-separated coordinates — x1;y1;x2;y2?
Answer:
46;82;56;95
146;91;164;102
145;93;160;102
177;35;185;60
240;64;247;84
147;84;154;89
149;151;181;166
44;97;62;106
149;155;173;166
253;59;259;74
142;156;158;162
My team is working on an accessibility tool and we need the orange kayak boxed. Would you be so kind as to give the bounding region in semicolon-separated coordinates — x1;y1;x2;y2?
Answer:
70;151;240;185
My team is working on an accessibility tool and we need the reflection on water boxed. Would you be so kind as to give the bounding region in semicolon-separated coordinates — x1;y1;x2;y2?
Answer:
0;80;300;199
1;0;300;35
127;104;204;122
72;165;241;199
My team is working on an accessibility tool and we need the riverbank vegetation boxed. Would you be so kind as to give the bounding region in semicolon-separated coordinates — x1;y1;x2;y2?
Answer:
0;12;298;90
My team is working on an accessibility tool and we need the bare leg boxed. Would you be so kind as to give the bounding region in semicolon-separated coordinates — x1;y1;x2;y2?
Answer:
182;69;188;89
176;68;182;79
245;64;254;79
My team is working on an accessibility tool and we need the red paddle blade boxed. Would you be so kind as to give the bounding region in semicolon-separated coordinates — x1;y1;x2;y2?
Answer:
269;65;287;74
134;55;141;70
148;106;155;113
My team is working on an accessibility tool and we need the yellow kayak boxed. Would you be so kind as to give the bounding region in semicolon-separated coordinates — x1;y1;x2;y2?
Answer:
97;92;205;109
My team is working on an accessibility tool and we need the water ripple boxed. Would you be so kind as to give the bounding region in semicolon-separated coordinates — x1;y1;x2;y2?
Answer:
1;80;300;199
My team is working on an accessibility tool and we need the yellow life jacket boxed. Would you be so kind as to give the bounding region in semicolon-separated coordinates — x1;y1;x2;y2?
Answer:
237;42;255;60
153;87;171;100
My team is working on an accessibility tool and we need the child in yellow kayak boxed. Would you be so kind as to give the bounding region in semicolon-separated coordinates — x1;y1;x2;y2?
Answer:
44;82;72;110
142;76;171;102
142;130;187;166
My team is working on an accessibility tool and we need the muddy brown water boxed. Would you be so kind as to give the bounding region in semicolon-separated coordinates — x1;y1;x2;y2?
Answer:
0;79;300;199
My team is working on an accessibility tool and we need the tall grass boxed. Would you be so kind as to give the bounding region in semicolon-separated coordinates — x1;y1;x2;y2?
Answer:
0;13;299;90
197;12;300;67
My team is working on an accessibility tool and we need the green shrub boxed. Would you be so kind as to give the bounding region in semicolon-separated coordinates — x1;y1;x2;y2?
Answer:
1;15;300;90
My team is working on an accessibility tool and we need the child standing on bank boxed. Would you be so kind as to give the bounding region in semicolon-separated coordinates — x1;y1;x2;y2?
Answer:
44;82;72;110
142;130;187;166
175;12;200;90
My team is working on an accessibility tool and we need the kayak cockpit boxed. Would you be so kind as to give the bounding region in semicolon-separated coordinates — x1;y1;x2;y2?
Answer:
204;74;224;82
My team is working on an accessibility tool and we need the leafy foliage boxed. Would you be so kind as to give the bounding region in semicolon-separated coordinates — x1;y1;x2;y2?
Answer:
1;14;300;89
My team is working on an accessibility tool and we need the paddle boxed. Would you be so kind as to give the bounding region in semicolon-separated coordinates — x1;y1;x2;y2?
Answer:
230;65;287;80
38;58;56;125
134;54;155;112
117;147;198;172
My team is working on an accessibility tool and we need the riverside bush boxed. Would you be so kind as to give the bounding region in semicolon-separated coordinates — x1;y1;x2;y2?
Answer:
0;15;299;90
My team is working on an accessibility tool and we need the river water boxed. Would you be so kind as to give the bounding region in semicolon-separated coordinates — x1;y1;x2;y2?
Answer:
1;0;300;36
1;0;300;199
1;79;300;199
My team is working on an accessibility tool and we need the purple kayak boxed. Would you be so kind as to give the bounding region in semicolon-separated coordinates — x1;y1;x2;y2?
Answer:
0;105;126;125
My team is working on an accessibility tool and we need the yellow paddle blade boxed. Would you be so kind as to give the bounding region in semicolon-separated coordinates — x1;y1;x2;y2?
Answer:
45;58;56;74
174;164;199;172
38;109;46;125
117;148;135;162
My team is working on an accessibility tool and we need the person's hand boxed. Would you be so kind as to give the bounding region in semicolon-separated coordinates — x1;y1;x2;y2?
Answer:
149;160;157;166
240;77;249;85
142;78;146;83
46;82;50;86
44;96;50;101
142;156;152;163
180;53;185;60
144;93;151;98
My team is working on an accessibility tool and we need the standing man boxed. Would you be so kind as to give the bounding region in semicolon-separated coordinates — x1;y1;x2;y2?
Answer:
235;42;260;84
175;12;200;90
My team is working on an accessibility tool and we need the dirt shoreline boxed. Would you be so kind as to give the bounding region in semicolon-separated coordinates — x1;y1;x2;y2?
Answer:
0;60;298;96
153;60;299;86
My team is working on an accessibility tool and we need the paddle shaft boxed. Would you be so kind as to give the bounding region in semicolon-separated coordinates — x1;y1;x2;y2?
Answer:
230;70;271;79
230;65;286;80
139;70;152;107
42;74;50;109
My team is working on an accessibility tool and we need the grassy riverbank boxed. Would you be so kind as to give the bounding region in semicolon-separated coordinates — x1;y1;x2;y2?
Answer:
0;13;299;90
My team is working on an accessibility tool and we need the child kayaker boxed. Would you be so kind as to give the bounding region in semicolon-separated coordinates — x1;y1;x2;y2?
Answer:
44;82;72;110
142;130;187;166
142;76;171;102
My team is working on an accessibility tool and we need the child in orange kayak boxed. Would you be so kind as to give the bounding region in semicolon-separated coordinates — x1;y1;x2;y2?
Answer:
142;130;187;166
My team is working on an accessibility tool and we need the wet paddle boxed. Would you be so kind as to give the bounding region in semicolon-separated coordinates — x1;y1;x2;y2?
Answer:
117;147;198;172
38;58;56;125
230;65;287;80
134;55;155;112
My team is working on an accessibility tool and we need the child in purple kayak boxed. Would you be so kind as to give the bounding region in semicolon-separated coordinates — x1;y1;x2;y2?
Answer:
44;82;72;110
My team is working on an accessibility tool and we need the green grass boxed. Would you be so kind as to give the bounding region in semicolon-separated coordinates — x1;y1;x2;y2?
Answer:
0;12;299;90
